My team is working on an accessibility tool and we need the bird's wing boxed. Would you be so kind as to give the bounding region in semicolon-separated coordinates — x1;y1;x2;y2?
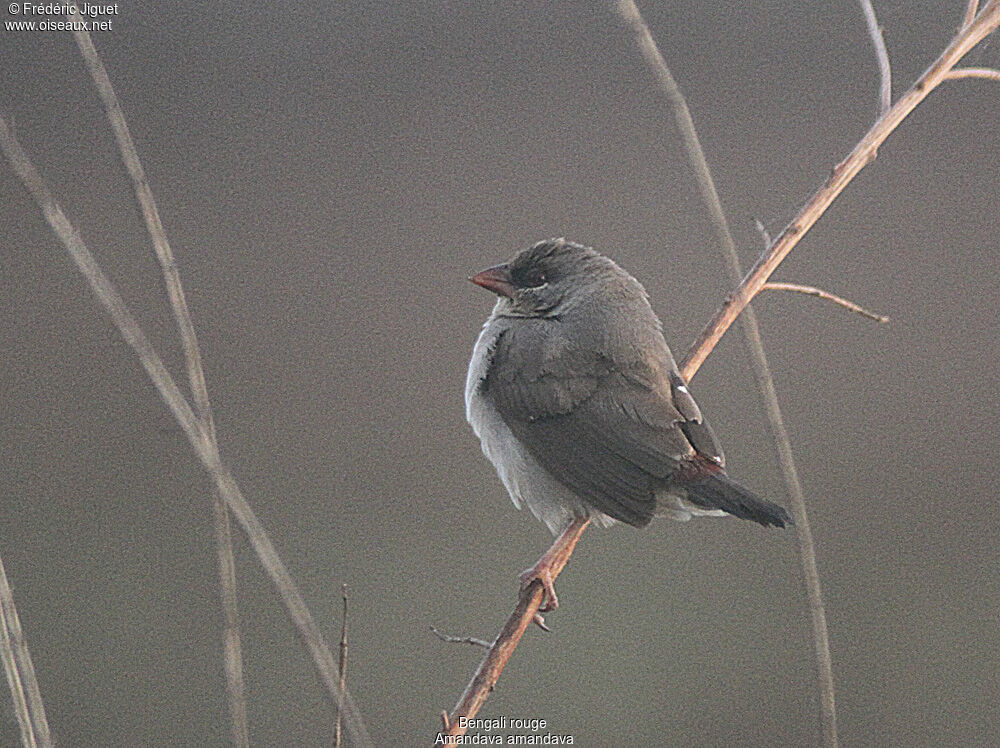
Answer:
482;324;723;526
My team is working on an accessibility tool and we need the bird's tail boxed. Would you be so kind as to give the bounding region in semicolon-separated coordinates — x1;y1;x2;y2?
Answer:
684;471;792;528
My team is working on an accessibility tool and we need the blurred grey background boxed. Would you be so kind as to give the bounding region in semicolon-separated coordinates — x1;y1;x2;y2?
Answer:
1;1;998;746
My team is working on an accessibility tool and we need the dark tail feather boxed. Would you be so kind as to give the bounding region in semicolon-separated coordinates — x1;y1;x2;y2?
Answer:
684;472;792;528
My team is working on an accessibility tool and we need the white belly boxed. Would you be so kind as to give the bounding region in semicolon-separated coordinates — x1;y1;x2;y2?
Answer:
464;319;611;535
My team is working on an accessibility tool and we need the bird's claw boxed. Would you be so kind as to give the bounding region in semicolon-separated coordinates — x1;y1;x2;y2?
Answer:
519;563;559;612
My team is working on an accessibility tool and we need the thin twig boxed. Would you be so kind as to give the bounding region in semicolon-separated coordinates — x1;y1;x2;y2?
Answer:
65;17;249;747
335;584;349;748
858;0;892;116
945;66;1000;80
0;554;50;748
755;219;773;249
756;221;888;322
0;115;374;748
762;282;889;323
430;627;492;649
680;0;1000;380
614;1;841;743
437;1;1000;743
963;0;980;29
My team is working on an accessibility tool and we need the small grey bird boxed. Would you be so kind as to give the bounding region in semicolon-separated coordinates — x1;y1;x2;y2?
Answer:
465;238;790;611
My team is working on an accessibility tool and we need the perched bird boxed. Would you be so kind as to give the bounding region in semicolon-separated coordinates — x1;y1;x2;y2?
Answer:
465;238;790;612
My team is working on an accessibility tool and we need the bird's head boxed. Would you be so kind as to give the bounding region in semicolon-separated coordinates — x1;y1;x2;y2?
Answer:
469;238;641;319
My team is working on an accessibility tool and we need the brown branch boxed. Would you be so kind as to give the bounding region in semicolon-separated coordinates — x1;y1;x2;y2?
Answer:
441;517;588;739
762;282;890;323
945;66;1000;80
858;0;892;116
430;627;492;649
64;16;250;747
680;0;1000;381
0;553;52;748
437;1;1000;743
0;116;374;748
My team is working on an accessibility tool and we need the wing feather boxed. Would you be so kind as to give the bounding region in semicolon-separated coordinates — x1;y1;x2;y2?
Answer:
483;322;719;526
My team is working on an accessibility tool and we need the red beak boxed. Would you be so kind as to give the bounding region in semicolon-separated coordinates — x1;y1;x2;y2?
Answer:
469;264;515;298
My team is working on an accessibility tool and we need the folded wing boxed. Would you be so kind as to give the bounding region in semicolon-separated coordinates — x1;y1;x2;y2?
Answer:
482;323;713;527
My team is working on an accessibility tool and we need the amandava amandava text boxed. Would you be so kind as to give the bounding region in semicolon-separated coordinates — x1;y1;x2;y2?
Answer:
434;716;575;745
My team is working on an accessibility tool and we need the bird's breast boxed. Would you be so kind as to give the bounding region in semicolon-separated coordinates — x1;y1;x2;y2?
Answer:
464;319;503;429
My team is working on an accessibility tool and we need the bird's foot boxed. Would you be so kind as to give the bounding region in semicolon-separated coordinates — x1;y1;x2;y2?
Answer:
517;516;591;631
519;560;559;612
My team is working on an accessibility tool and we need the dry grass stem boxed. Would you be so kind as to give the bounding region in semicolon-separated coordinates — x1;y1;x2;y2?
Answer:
0;115;374;748
66;18;249;746
614;0;726;247
0;554;51;748
0;610;34;748
430;627;492;649
615;1;841;743
736;307;840;746
0;573;35;748
762;282;890;323
335;584;349;748
858;0;892;115
964;0;981;28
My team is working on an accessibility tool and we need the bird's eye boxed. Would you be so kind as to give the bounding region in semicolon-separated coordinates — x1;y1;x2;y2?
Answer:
519;268;547;288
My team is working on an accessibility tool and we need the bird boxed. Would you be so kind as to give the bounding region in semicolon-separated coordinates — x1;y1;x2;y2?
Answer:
465;238;791;614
